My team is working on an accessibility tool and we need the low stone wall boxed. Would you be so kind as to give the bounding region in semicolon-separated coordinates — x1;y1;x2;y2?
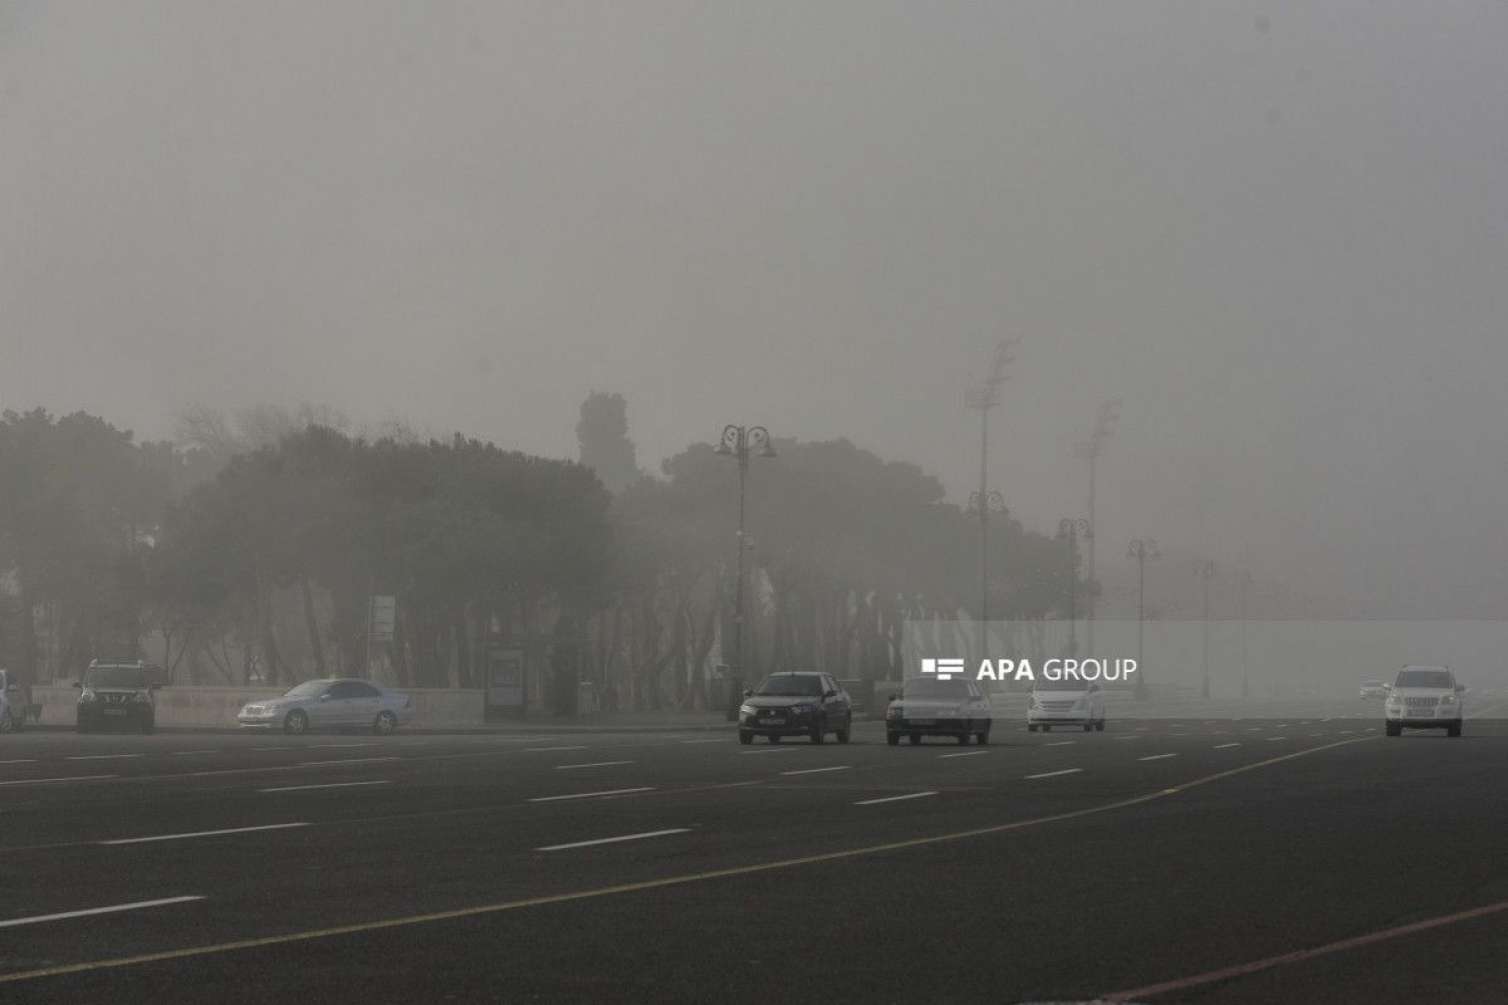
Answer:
31;684;485;730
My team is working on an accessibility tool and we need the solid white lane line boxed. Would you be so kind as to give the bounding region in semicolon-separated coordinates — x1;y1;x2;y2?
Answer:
170;750;219;756
0;759;37;764
295;757;400;767
100;823;310;846
679;739;725;745
537;828;691;852
1046;741;1077;747
0;774;117;787
66;754;141;761
309;743;374;749
522;746;588;753
1025;768;1083;780
1114;736;1142;741
1266;736;1288;742
0;896;204;930
1138;753;1178;762
855;791;937;806
739;748;796;755
780;765;852;776
1213;743;1242;749
259;780;392;793
938;750;991;759
554;761;634;770
528;787;654;803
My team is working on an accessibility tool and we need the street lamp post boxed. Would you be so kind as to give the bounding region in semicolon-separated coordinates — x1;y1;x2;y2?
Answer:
1195;559;1216;699
1127;538;1160;701
1239;571;1253;699
1059;518;1091;657
966;340;1016;665
1074;400;1120;662
716;424;775;720
969;490;1008;661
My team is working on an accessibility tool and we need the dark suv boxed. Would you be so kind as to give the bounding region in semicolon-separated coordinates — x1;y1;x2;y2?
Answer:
739;672;853;744
75;661;158;734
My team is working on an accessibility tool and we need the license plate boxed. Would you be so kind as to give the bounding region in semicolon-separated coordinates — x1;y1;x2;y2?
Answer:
102;708;127;716
762;716;785;725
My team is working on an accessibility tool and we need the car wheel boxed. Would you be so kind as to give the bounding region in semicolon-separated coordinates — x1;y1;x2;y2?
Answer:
957;732;970;745
739;730;754;745
836;725;851;744
1448;721;1462;737
769;733;781;744
284;710;309;735
1026;724;1037;733
976;730;989;745
1041;725;1052;733
1083;723;1093;732
810;721;826;744
1385;722;1401;737
373;711;397;735
908;732;921;745
1095;719;1106;732
886;731;900;746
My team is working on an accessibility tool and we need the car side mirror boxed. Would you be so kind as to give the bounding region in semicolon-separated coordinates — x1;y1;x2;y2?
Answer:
824;689;837;699
1455;684;1466;693
742;688;753;698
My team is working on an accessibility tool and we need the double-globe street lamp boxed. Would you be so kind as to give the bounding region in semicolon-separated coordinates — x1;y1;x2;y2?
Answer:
1058;518;1091;657
1127;538;1160;701
716;424;776;720
1195;559;1217;699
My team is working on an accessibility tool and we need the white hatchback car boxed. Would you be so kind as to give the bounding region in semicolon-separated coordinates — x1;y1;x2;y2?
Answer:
1384;665;1464;737
1027;678;1106;732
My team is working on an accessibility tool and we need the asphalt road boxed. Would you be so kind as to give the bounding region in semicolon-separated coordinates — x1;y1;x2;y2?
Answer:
3;709;1508;1003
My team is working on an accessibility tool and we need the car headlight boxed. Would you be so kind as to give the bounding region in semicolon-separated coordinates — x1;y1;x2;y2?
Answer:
1439;694;1457;705
738;704;755;716
79;688;97;703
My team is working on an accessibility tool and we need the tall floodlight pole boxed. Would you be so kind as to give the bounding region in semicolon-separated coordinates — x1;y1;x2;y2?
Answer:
1128;538;1160;700
1074;400;1120;663
1059;518;1091;656
716;425;776;721
965;340;1017;665
1196;559;1217;699
1239;570;1253;699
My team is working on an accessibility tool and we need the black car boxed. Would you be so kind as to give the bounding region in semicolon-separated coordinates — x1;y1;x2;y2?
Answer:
739;672;852;745
75;661;158;734
886;676;992;745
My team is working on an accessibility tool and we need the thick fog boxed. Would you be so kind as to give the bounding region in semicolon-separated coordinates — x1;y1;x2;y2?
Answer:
3;1;1506;617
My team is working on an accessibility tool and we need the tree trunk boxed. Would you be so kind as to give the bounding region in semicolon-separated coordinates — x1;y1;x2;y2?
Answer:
301;578;326;676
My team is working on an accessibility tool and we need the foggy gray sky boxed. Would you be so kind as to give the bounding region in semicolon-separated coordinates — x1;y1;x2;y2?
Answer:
3;1;1507;617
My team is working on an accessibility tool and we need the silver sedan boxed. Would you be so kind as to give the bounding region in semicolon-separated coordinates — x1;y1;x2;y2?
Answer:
238;678;415;735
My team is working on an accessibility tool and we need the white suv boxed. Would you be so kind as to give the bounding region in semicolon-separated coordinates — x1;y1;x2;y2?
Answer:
1384;665;1464;737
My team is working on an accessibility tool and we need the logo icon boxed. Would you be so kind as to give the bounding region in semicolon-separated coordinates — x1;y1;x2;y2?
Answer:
921;658;965;681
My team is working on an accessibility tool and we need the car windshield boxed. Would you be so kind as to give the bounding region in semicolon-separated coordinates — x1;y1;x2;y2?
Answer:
284;680;333;699
1394;670;1453;689
904;679;970;699
85;667;146;688
1036;677;1091;692
756;675;823;696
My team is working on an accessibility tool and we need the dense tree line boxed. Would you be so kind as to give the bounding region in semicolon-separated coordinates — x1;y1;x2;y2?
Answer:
0;403;1082;709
